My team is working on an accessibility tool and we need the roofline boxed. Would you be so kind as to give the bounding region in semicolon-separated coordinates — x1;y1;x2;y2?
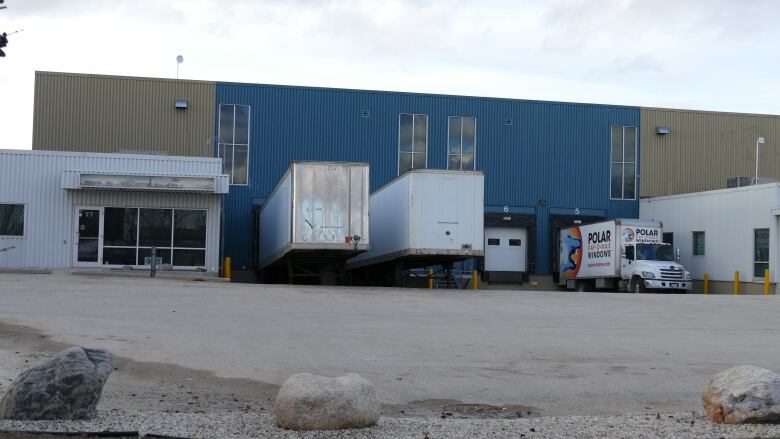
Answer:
640;182;780;202
35;70;216;86
0;148;222;164
34;71;780;117
34;70;637;111
216;80;639;110
641;106;780;119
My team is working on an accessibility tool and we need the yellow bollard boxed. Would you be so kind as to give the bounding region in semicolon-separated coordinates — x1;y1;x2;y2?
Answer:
224;257;232;280
427;267;433;289
472;270;478;290
703;272;709;295
733;271;740;295
764;269;771;295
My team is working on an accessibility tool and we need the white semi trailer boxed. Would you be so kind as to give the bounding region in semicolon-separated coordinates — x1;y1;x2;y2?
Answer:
558;219;692;293
257;161;370;283
346;169;484;286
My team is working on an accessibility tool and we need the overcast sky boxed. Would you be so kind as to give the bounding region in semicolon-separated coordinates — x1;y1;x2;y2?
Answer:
1;0;779;149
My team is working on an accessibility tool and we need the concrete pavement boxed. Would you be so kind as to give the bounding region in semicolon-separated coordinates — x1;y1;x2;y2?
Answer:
0;272;777;416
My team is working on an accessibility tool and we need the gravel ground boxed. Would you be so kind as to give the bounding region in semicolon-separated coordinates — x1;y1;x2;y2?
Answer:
1;409;780;438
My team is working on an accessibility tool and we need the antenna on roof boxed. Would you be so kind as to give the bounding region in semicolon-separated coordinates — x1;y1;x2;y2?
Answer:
176;55;184;79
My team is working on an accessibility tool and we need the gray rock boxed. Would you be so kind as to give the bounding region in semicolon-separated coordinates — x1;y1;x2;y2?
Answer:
0;347;113;420
274;373;380;430
702;365;780;424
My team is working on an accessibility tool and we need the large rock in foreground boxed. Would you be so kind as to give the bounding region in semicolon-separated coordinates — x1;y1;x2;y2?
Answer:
0;347;113;420
274;373;380;430
702;365;780;424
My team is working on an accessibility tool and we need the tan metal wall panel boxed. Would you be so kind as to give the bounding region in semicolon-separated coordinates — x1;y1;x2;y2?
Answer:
641;108;780;197
33;71;215;157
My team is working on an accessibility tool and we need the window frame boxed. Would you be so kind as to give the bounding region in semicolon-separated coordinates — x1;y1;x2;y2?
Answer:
397;113;428;175
692;231;705;257
610;125;637;200
753;228;769;279
447;116;477;171
0;203;25;238
217;103;251;186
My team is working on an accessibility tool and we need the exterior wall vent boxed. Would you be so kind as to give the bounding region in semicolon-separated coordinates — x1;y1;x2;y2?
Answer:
361;109;370;118
504;117;513;126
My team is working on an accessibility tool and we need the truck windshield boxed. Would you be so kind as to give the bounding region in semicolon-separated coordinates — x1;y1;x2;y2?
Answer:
635;244;675;262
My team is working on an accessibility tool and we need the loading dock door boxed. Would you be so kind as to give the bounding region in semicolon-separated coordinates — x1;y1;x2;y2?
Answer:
485;227;527;272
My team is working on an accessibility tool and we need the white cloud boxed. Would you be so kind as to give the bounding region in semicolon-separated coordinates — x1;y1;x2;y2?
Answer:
1;0;779;149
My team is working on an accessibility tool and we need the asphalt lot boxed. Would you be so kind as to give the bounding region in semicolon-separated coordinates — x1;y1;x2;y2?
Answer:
0;272;778;416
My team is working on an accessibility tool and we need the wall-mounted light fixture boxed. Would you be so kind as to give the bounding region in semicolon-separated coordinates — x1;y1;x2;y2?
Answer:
174;99;189;109
656;126;670;135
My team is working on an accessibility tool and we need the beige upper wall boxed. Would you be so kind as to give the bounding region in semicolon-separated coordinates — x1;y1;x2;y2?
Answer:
33;71;215;157
640;107;780;198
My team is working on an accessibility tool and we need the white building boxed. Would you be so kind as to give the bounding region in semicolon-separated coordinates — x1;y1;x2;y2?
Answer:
0;150;228;272
640;183;779;294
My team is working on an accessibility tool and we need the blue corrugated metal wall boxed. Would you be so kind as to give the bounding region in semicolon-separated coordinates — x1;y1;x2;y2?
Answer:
215;83;640;274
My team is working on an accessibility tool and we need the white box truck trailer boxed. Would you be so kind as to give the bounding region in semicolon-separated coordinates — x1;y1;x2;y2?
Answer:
346;170;484;284
558;219;692;293
257;161;370;282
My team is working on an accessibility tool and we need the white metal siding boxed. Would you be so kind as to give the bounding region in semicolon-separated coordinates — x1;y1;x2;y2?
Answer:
640;184;779;283
0;150;224;271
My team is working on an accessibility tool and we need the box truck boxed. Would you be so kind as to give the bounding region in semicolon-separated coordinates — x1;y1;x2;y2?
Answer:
558;219;692;293
257;161;369;282
346;169;484;285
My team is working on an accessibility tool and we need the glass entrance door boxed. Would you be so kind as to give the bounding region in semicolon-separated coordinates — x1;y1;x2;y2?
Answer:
75;208;102;265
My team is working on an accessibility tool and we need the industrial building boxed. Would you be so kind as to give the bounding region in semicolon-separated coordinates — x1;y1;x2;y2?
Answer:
640;183;780;294
0;149;227;272
30;71;780;284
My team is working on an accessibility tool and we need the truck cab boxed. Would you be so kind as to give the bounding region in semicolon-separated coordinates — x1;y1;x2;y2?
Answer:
621;242;692;293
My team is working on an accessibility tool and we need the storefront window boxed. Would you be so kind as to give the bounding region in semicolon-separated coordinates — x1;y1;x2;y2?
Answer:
99;207;206;267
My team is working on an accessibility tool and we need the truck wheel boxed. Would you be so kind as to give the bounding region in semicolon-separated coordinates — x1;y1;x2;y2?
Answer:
632;277;646;294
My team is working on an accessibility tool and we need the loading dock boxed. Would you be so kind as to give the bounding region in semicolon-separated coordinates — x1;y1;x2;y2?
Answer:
483;226;527;282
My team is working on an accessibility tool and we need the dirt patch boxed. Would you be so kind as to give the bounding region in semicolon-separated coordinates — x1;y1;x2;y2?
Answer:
0;321;538;420
0;322;279;415
383;399;540;419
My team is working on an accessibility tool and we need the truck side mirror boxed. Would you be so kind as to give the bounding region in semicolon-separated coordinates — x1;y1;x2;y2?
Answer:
676;248;681;261
626;246;634;262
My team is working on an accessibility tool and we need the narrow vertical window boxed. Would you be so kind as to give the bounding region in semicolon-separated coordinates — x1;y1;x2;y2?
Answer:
754;228;769;278
398;113;427;174
692;231;705;256
610;125;637;199
218;104;250;185
448;116;476;171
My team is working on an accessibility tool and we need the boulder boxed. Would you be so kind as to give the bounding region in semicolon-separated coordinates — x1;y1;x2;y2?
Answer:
274;373;380;430
702;365;780;424
0;347;113;420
